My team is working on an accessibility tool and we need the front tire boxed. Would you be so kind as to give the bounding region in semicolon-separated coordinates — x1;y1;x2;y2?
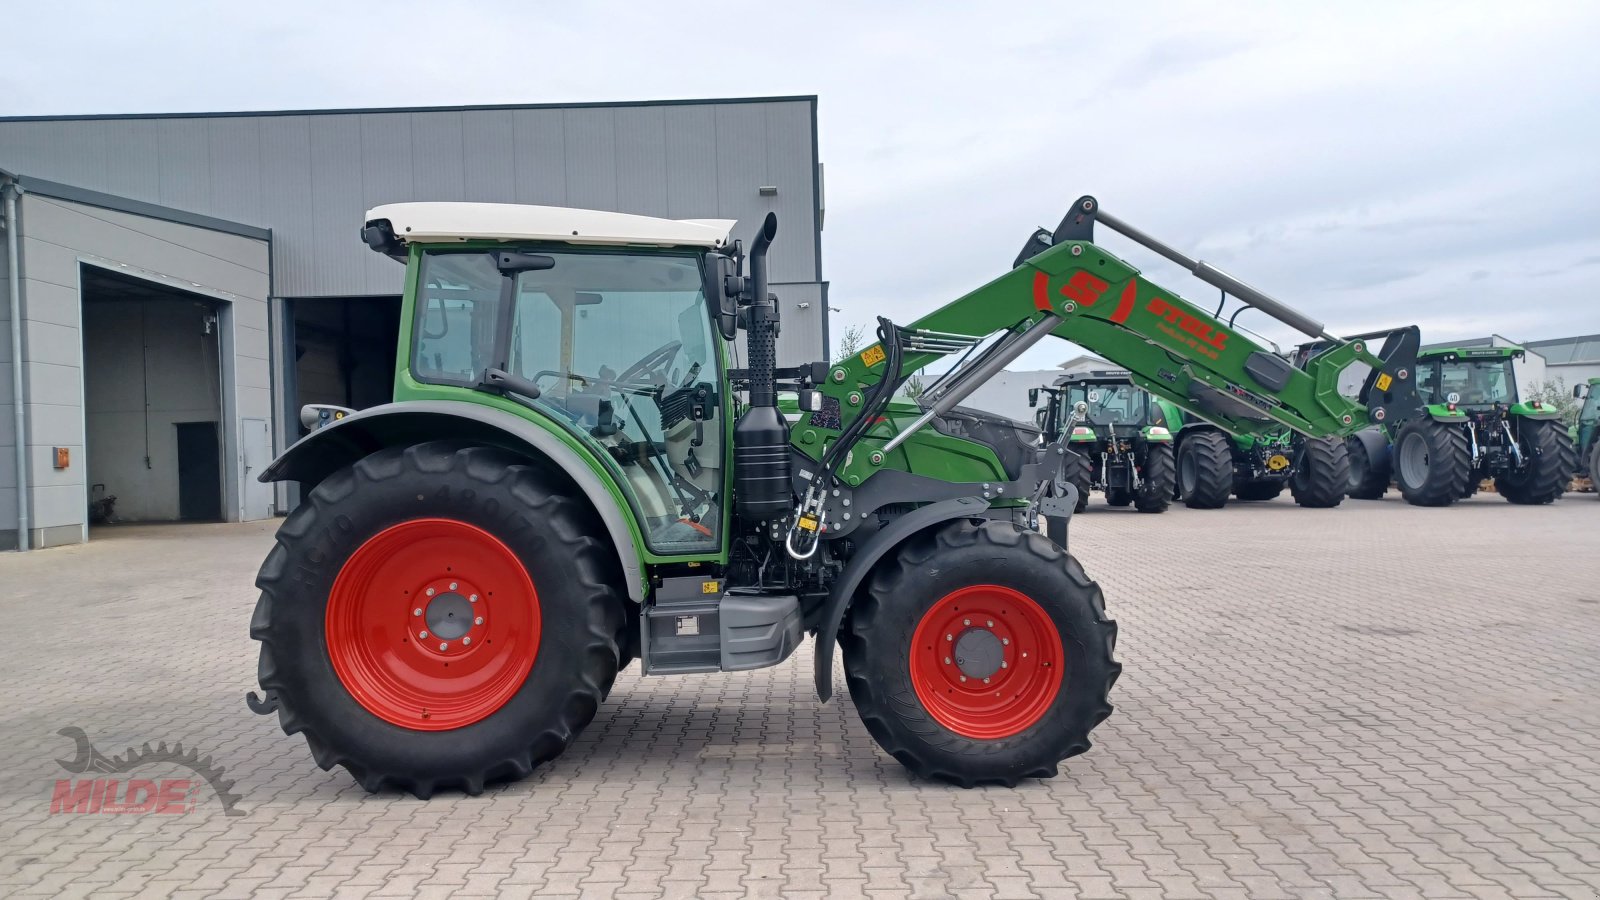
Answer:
1496;419;1575;505
1178;430;1234;509
1134;444;1175;513
1064;449;1092;513
1346;435;1391;499
841;519;1119;787
252;442;625;798
1289;437;1350;508
1394;419;1471;507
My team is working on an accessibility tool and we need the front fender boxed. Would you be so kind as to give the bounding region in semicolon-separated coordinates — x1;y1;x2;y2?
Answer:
812;496;990;702
261;401;646;601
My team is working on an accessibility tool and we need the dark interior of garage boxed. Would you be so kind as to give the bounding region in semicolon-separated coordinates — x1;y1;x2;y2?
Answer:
80;265;224;524
290;296;401;429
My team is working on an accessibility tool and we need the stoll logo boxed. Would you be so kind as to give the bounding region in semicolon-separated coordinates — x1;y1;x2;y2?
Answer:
48;727;246;817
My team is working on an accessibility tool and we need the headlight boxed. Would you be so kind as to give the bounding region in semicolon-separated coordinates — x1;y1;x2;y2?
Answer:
1146;426;1169;437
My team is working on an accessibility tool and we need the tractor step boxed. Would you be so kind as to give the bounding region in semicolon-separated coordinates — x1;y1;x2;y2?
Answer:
641;578;801;675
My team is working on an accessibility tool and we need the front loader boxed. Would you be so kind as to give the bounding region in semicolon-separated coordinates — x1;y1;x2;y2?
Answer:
249;195;1420;796
1031;371;1179;515
1346;346;1575;505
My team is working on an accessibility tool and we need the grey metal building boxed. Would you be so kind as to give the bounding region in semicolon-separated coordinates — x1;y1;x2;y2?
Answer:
0;96;827;550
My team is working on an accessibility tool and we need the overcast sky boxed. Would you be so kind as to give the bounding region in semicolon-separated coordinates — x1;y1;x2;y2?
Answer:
6;1;1597;370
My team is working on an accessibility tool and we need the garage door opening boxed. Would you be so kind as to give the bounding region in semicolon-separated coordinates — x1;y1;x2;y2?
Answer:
291;296;402;428
82;265;226;525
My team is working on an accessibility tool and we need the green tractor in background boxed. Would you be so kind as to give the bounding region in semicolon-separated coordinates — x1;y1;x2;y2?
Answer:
1031;371;1178;515
1571;377;1600;496
1171;422;1350;509
1346;346;1575;505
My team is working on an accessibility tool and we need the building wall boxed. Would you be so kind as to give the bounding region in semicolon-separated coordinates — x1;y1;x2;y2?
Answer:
0;98;827;364
958;369;1062;425
0;192;271;548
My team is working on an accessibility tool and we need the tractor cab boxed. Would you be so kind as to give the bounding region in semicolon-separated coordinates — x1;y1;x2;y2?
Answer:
1053;370;1173;439
1417;347;1522;412
363;202;742;554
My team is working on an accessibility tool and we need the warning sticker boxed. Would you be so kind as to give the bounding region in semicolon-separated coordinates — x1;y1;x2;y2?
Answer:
1375;373;1393;392
798;515;819;532
860;346;886;368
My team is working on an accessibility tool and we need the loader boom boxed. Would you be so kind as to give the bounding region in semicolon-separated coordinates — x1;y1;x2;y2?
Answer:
805;196;1421;489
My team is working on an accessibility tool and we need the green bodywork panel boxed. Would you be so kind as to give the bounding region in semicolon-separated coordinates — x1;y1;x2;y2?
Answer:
811;237;1398;489
1139;425;1173;443
1419;346;1521;360
1578;378;1600;454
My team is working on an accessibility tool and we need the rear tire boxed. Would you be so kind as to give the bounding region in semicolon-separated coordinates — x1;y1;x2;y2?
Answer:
1134;444;1174;513
1232;480;1284;502
1394;419;1471;507
1064;449;1092;513
1178;430;1233;509
1104;487;1132;507
1591;442;1600;499
841;519;1119;788
1290;437;1350;508
252;442;625;798
1346;435;1390;499
1496;419;1575;505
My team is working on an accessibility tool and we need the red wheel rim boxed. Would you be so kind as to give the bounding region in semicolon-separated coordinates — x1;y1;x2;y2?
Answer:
325;518;540;731
908;585;1064;740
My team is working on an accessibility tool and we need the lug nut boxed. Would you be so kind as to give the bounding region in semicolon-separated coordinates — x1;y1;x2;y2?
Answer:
1002;638;1010;646
425;588;435;597
944;657;951;665
986;620;994;628
963;618;971;626
449;582;458;591
419;631;428;639
1000;661;1008;669
469;594;478;603
462;637;471;646
983;677;991;684
959;676;968;683
474;616;483;626
439;642;448;651
413;608;422;616
946;634;953;642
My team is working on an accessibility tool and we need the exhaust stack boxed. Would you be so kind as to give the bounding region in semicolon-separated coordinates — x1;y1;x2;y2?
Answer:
733;214;791;520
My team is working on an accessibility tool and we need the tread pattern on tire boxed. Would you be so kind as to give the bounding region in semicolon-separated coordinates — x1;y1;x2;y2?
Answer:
1396;419;1471;507
1179;430;1234;509
252;442;623;798
1134;444;1174;513
840;519;1119;788
1497;419;1576;505
1289;437;1350;508
1064;449;1092;513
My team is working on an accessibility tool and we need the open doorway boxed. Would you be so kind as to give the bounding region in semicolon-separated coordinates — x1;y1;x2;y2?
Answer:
292;296;402;419
81;266;226;524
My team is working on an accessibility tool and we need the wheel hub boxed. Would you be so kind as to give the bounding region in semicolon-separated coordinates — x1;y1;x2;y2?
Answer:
422;587;478;644
953;627;1004;679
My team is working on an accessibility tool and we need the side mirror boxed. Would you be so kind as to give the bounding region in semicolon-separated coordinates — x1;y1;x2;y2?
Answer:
1028;388;1039;408
1575;383;1590;400
704;252;739;341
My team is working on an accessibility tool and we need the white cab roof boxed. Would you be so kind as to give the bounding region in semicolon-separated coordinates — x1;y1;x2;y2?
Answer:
366;202;736;249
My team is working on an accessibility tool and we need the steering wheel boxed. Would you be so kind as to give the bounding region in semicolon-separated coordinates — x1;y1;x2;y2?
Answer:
614;340;682;389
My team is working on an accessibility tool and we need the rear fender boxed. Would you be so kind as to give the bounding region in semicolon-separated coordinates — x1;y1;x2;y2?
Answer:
1508;403;1564;421
260;401;646;601
812;496;990;702
1349;427;1392;473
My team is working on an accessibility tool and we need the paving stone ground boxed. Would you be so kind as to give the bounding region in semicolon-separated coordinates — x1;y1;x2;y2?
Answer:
0;492;1597;899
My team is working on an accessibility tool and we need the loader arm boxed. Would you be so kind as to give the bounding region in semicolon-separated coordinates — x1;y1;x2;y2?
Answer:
804;196;1420;489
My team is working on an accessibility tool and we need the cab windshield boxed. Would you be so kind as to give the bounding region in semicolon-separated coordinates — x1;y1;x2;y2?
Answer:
410;249;723;553
1422;359;1516;407
1068;383;1148;427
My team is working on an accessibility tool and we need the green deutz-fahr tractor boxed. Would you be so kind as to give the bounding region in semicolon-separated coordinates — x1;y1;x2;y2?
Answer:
1346;346;1576;505
1031;371;1179;518
1568;377;1599;496
249;195;1421;795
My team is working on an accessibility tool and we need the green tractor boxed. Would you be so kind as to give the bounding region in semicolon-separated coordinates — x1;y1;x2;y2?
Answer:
1346;346;1576;505
1031;371;1179;515
248;195;1420;796
1570;377;1600;496
1170;423;1351;509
